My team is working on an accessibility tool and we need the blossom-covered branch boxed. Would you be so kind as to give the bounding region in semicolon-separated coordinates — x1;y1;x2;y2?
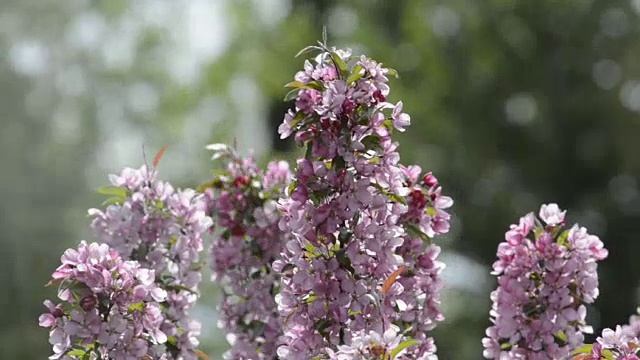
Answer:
274;43;452;359
199;144;292;359
87;166;212;359
572;325;640;359
39;241;168;359
483;204;608;359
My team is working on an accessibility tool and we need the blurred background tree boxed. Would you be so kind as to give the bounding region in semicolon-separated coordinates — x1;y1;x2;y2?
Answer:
2;0;640;358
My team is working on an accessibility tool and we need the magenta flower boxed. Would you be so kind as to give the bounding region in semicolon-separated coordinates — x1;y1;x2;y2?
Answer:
571;326;640;359
202;144;292;360
483;204;608;360
274;43;452;358
88;166;212;359
539;203;566;226
40;241;168;359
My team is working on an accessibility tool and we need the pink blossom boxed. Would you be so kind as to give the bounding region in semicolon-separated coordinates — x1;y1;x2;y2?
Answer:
40;241;167;359
539;203;566;226
88;166;212;359
203;145;292;360
483;204;607;359
275;44;452;358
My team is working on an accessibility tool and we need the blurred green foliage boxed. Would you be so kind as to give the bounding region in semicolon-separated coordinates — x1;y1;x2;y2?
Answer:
2;0;640;359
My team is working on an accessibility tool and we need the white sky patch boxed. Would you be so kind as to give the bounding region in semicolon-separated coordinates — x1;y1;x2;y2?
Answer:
504;92;537;125
431;6;461;39
65;11;107;51
9;40;50;76
252;0;292;30
229;75;268;156
164;0;231;85
440;251;489;294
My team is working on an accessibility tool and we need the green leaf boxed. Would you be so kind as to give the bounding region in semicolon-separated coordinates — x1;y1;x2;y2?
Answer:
166;335;178;347
296;45;321;58
554;330;568;345
97;186;128;198
284;88;301;102
556;229;570;247
338;229;352;243
284;80;324;91
128;302;145;313
315;318;332;336
370;182;407;205
289;111;308;129
388;193;407;205
347;64;364;85
305;243;318;255
602;349;616;360
303;293;317;304
336;249;355;274
165;284;198;295
348;308;362;316
101;197;125;206
66;349;86;356
58;279;89;298
571;344;593;355
329;51;348;78
249;241;265;258
286;181;297;197
332;156;346;170
386;68;399;78
211;168;230;177
533;227;543;240
305;143;313;159
390;339;420;359
360;135;381;150
405;224;431;245
283;310;296;326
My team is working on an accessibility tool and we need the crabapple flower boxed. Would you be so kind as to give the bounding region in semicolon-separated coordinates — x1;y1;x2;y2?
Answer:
567;310;640;359
570;325;640;360
593;326;640;359
483;204;608;360
39;241;167;359
622;308;640;338
330;325;404;359
275;43;452;358
88;166;212;359
201;145;292;360
539;203;566;226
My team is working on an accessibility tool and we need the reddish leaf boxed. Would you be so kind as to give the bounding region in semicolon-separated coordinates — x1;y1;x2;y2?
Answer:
45;278;61;287
195;350;211;360
571;355;592;360
382;265;406;294
153;145;168;169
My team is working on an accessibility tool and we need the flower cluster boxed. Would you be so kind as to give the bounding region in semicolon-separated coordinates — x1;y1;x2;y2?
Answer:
570;325;640;360
200;144;292;359
621;308;640;339
483;204;608;359
274;44;452;359
38;38;637;360
39;241;168;359
567;310;640;359
88;166;213;359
